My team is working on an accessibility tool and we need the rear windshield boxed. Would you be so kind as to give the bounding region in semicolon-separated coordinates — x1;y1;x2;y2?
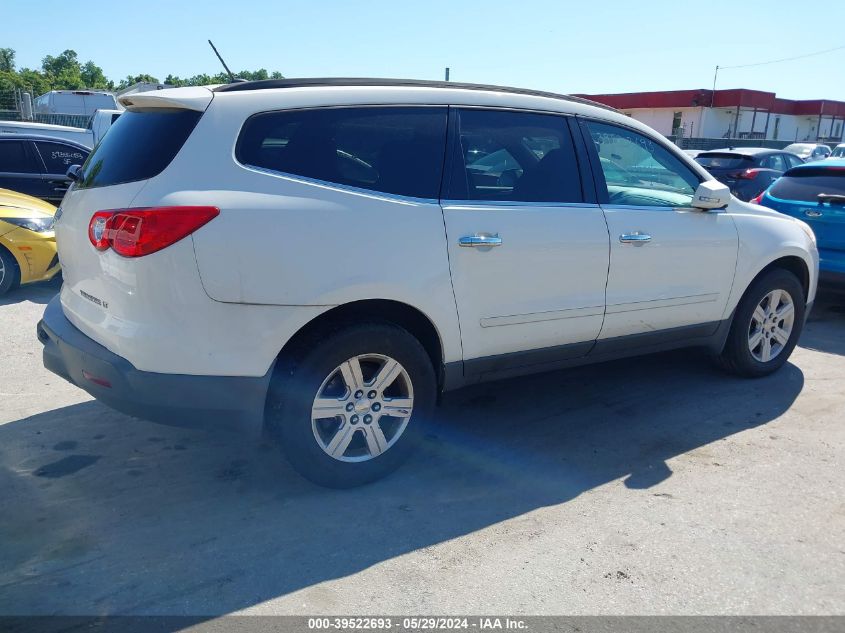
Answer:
78;109;201;189
769;168;845;202
695;153;753;169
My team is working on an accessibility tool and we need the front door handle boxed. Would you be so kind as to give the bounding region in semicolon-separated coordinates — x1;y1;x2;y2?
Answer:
459;234;502;248
619;232;652;245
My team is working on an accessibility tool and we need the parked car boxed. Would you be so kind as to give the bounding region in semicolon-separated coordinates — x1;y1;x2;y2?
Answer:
783;143;832;162
829;143;845;159
0;188;60;295
694;148;804;201
0;109;122;149
754;159;845;287
33;90;121;117
38;79;818;487
0;135;89;203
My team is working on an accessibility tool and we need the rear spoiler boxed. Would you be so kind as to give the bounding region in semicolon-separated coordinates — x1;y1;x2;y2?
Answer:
118;86;214;112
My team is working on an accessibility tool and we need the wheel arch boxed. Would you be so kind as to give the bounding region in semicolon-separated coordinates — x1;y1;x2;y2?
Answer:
751;255;811;301
275;299;447;389
0;241;22;288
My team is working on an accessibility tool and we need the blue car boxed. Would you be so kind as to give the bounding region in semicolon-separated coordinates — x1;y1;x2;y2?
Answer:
758;159;845;287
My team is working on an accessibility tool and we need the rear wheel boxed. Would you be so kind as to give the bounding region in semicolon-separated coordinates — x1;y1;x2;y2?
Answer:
0;248;20;296
265;322;436;488
718;269;805;377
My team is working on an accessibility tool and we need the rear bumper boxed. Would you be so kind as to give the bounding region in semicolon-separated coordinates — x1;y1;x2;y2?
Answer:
38;295;271;432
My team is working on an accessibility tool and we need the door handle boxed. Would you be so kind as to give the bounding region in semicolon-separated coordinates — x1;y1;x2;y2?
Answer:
805;210;823;218
459;234;502;248
619;232;652;245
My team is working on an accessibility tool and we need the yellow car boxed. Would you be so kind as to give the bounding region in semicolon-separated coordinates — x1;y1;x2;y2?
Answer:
0;188;61;295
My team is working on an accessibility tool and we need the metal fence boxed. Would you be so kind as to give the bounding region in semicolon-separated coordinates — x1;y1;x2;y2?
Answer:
667;136;798;151
0;88;91;128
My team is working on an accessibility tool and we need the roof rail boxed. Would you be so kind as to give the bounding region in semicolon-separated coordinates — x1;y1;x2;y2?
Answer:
213;77;617;112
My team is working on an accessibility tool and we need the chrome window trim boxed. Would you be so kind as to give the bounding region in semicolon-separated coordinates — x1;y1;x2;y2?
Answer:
441;199;601;209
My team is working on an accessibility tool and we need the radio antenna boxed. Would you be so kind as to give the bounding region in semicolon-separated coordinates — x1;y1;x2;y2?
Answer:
208;39;236;83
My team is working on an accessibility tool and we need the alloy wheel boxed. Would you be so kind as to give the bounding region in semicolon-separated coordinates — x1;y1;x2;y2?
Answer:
748;289;795;363
311;354;414;462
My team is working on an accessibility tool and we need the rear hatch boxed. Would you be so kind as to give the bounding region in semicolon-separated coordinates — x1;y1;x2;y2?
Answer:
54;88;212;359
763;166;845;255
695;153;756;189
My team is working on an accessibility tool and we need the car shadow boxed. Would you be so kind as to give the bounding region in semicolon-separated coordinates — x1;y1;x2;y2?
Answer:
802;290;845;356
0;347;805;616
0;276;60;307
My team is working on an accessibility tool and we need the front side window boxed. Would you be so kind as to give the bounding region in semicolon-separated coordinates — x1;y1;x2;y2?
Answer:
0;141;39;173
237;106;448;199
34;141;88;174
445;109;582;203
584;121;699;207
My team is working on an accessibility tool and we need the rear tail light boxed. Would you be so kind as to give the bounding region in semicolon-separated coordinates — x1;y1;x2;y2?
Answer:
730;168;763;180
88;206;219;257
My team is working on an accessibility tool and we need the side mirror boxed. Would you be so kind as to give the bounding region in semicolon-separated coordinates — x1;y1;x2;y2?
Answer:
66;164;83;182
692;180;731;210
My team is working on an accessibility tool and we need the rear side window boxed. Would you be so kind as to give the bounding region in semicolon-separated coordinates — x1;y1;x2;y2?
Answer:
78;109;202;189
237;107;448;199
695;153;752;169
445;109;582;203
769;168;845;202
34;141;88;174
0;140;39;173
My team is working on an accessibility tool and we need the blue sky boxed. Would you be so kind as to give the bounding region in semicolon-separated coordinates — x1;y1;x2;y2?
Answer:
6;0;845;100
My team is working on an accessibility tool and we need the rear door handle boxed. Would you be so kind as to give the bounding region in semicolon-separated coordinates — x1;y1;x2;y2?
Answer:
459;234;502;248
619;232;652;245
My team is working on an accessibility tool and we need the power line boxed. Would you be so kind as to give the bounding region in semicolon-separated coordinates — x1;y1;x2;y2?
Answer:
720;44;845;70
712;44;845;97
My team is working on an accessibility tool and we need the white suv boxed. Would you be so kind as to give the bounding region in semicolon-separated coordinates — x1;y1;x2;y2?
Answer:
38;79;819;487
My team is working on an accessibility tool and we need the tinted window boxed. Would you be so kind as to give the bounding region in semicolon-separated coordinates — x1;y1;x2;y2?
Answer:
760;154;787;171
769;168;845;202
585;121;699;207
695;153;752;169
0;140;39;173
446;109;582;203
78;109;202;189
34;141;88;174
785;154;804;168
237;107;447;199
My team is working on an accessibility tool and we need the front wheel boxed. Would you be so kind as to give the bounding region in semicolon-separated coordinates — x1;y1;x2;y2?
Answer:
0;248;19;296
265;322;436;488
718;269;806;377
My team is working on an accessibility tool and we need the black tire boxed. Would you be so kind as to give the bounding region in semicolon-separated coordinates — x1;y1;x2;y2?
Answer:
717;269;806;377
0;247;20;296
265;322;437;488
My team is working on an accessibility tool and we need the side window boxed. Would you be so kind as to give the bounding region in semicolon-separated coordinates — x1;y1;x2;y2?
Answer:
785;154;804;169
0;141;40;173
237;106;448;199
760;154;786;171
446;109;582;203
34;142;88;174
584;121;700;208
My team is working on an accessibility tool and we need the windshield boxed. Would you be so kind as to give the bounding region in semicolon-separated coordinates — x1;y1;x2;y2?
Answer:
832;146;845;158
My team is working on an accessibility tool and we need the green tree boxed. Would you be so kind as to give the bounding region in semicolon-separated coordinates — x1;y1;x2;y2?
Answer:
0;48;15;73
80;61;111;89
116;73;161;90
41;49;83;89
